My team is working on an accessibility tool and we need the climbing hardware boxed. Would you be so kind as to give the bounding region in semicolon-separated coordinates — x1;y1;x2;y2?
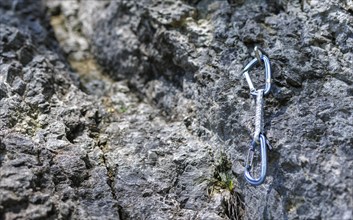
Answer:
242;46;273;186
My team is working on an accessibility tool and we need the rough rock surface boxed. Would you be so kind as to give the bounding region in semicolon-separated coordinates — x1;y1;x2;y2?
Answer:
1;0;353;219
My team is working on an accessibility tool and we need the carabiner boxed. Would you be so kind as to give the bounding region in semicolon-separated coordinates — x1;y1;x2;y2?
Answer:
244;134;268;186
242;52;271;96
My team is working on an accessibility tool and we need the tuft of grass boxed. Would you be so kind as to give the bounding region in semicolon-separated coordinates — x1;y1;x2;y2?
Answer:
206;151;235;194
118;105;128;113
219;172;234;192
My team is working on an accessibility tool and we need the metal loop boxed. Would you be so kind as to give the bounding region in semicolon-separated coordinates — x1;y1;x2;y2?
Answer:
244;134;268;186
254;46;269;64
254;46;263;63
242;53;271;96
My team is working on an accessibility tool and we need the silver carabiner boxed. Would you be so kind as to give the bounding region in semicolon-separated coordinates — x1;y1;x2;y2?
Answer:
244;134;268;186
242;49;271;96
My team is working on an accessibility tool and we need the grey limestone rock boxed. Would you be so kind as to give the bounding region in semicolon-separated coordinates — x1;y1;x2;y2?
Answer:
1;0;353;219
0;1;119;219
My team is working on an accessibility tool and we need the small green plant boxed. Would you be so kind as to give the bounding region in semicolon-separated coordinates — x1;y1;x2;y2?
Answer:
219;172;234;192
118;105;128;113
207;151;235;194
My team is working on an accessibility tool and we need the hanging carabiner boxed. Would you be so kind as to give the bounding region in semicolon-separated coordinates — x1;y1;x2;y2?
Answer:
244;134;268;186
242;50;271;96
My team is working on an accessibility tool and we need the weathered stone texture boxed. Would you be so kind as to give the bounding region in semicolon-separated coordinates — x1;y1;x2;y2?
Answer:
1;0;352;219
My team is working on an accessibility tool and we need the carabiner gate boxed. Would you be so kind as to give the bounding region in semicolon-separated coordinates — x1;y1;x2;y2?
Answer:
242;53;271;96
244;134;268;186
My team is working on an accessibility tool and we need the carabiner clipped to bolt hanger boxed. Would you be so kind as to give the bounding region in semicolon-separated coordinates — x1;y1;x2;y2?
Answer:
241;46;273;186
242;46;272;96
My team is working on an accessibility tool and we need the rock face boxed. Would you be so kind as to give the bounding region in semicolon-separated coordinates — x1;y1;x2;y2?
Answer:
1;0;353;219
0;1;120;219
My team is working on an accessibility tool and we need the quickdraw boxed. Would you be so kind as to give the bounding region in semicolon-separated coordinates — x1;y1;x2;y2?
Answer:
242;46;273;186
